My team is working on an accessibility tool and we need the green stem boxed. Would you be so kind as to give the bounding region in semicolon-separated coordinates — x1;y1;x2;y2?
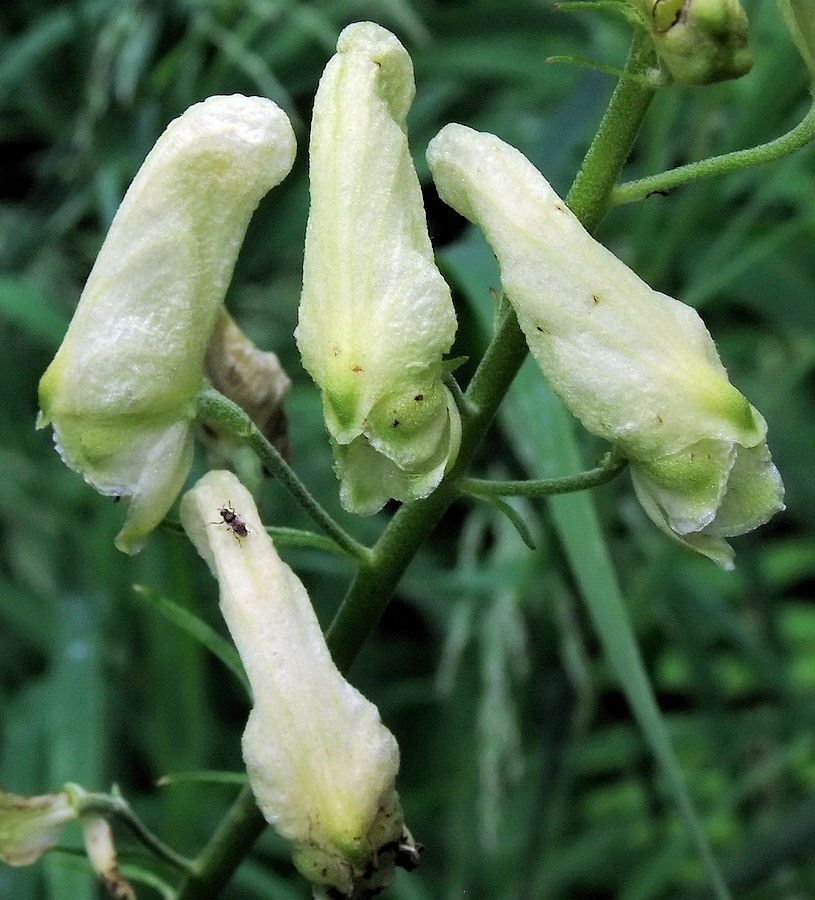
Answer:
174;31;659;898
567;30;658;228
67;785;195;874
195;387;372;566
175;786;265;899
265;526;355;556
612;100;815;206
459;450;627;498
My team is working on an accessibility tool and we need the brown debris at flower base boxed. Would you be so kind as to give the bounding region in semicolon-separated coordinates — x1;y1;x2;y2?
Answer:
203;309;292;458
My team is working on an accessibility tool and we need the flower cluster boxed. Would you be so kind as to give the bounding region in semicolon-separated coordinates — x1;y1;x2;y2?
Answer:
34;11;787;898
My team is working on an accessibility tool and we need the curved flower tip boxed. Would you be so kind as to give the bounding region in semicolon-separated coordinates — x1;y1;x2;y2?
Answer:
180;470;419;895
630;439;784;569
297;22;459;514
427;123;784;567
37;95;296;553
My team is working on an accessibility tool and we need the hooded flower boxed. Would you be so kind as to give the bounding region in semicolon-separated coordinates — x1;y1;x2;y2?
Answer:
180;470;419;897
38;95;296;553
427;124;784;568
629;0;752;85
296;22;460;514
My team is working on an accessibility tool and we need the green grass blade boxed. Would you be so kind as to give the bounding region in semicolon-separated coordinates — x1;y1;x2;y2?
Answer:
43;595;107;898
157;770;248;787
501;361;729;899
443;231;729;899
133;584;250;697
0;278;68;347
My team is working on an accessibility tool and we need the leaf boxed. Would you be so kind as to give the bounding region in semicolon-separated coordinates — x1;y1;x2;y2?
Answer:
133;584;250;697
156;770;248;788
0;278;68;348
442;230;730;900
464;492;537;550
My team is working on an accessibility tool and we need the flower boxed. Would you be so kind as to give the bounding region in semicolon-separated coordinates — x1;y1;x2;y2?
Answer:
296;22;460;514
427;124;784;568
180;469;419;896
0;789;77;867
0;786;134;898
38;95;296;553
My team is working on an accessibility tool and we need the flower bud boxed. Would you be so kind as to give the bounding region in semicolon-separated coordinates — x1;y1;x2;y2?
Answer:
180;470;419;896
631;0;752;84
427;124;784;568
79;815;135;900
38;95;296;553
779;0;815;79
296;22;460;514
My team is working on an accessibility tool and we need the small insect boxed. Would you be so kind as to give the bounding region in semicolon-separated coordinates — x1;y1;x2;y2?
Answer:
209;503;251;542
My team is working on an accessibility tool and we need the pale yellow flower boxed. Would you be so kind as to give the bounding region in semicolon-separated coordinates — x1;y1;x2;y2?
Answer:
297;22;460;514
38;95;296;552
427;124;784;567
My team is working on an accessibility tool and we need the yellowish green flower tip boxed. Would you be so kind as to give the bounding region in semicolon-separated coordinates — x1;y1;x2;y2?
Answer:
37;95;296;554
296;22;460;514
779;0;815;80
0;788;77;866
631;0;752;84
180;470;419;896
427;124;784;569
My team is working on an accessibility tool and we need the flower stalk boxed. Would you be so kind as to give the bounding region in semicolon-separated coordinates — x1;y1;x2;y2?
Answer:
612;100;815;206
195;387;372;565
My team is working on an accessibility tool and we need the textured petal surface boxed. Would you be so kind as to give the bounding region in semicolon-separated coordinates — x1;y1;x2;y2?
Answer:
297;23;458;512
38;95;296;552
180;470;403;893
427;124;784;565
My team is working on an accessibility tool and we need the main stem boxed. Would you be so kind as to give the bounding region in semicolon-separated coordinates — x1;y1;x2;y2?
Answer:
174;32;657;898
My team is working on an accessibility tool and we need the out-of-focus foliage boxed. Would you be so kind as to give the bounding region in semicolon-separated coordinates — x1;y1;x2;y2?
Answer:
1;0;814;897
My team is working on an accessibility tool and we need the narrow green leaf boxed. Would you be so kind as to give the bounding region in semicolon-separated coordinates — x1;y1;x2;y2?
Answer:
443;231;729;899
43;596;106;899
546;55;660;86
504;362;730;898
133;585;250;697
0;278;68;347
465;492;537;550
119;864;176;900
157;770;248;787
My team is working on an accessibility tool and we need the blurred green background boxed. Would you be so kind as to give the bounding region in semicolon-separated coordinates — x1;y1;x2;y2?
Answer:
2;0;815;897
